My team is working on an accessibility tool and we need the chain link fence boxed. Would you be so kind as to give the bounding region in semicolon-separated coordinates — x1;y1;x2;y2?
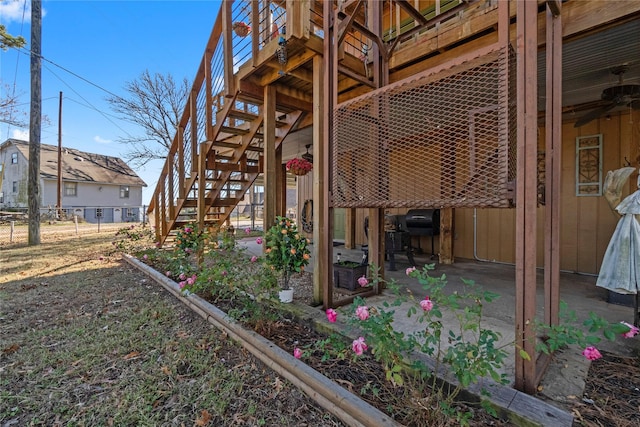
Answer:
0;219;133;246
0;203;270;246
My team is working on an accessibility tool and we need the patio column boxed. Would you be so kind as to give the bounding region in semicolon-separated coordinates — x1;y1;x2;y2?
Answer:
264;85;277;231
544;0;563;328
515;0;539;394
318;1;334;307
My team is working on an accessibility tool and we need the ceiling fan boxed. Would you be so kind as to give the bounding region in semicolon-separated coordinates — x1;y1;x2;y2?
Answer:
574;65;640;128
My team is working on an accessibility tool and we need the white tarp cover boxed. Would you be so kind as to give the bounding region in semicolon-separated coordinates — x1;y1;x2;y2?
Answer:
597;173;640;294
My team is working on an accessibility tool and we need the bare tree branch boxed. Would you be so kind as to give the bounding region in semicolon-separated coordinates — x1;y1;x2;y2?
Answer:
107;70;189;168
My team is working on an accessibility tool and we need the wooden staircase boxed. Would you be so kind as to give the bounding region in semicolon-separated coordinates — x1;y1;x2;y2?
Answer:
149;89;301;245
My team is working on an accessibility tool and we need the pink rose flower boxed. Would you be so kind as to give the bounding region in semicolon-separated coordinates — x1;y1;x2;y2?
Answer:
256;237;263;245
250;255;258;263
357;276;369;287
179;273;186;280
326;308;337;323
582;346;602;361
355;305;369;321
621;321;639;338
293;348;302;359
420;297;433;312
143;254;148;260
184;227;192;233
352;337;368;356
179;281;186;289
244;227;251;234
406;266;416;276
165;271;171;277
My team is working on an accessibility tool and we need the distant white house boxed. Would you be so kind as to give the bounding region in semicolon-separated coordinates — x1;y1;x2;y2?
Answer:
0;139;147;223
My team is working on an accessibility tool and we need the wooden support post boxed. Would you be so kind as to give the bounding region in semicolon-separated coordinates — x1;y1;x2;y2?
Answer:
168;154;175;220
286;0;309;39
515;0;538;394
320;1;334;308
544;0;562;328
344;208;356;249
439;208;454;264
154;194;161;242
190;94;198;174
222;0;235;97
177;130;185;199
205;49;213;140
197;142;207;231
277;159;286;217
365;0;386;284
264;85;277;232
251;0;259;67
368;208;384;287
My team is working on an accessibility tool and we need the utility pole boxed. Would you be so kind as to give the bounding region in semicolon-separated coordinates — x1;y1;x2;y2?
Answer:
28;0;42;245
57;91;62;218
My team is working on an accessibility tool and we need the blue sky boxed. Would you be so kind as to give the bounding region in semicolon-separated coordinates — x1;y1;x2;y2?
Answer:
1;0;222;203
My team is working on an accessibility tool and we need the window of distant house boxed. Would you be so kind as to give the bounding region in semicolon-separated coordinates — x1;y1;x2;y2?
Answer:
64;182;77;197
120;185;130;198
12;181;18;193
11;152;18;164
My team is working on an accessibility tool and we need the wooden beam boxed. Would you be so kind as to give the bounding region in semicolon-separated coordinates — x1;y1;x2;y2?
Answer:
337;64;376;88
546;0;561;17
394;0;428;25
320;0;334;308
256;48;316;86
514;0;538;395
344;208;356;249
544;0;562;327
222;0;235;96
264;85;277;234
439;208;454;264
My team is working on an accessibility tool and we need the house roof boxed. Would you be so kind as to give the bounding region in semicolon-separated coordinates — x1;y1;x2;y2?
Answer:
3;139;147;187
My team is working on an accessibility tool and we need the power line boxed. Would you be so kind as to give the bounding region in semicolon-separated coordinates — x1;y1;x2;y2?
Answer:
42;62;134;138
13;45;124;101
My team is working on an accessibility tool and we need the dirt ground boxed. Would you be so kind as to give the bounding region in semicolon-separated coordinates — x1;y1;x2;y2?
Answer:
1;229;638;426
0;231;344;426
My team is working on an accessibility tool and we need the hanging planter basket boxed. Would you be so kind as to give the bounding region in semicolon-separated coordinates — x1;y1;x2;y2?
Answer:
286;158;313;176
232;22;251;37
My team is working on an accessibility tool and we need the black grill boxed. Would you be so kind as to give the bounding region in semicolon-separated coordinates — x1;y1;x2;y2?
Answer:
405;209;440;257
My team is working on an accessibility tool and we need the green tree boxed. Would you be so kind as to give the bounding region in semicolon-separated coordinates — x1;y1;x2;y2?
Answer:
0;24;26;50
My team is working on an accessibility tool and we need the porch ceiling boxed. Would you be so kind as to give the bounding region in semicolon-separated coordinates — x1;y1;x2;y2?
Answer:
539;18;640;114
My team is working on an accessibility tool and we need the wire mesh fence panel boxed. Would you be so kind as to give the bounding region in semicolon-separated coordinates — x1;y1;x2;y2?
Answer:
0;222;130;246
333;45;517;209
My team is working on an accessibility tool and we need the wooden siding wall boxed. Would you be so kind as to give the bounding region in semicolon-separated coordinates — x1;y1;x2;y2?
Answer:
456;109;639;275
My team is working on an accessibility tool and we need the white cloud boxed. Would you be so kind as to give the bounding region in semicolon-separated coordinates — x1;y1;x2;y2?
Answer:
0;0;31;24
94;135;112;144
12;128;28;140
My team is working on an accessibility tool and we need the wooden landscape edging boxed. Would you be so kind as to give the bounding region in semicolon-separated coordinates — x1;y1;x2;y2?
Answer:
123;254;401;427
123;254;573;427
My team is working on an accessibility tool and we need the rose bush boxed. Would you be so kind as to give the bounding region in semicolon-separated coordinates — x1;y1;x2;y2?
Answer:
263;216;311;289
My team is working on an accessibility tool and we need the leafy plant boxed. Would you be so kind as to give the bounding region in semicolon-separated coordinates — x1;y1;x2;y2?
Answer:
111;224;156;255
533;300;636;359
174;223;208;255
263;216;311;289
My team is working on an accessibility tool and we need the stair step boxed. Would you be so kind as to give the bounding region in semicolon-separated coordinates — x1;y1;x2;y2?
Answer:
220;126;249;136
212;141;263;152
228;109;287;127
